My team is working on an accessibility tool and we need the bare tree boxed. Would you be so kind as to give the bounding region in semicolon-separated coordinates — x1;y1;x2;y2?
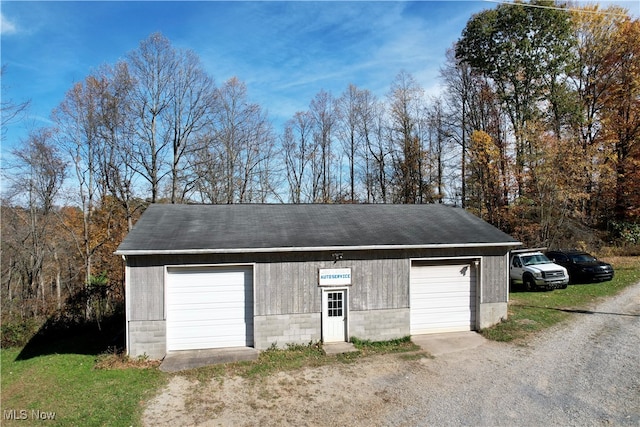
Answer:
309;90;337;202
192;77;274;203
336;84;364;202
53;76;105;291
425;98;451;203
126;33;175;203
2;129;66;316
283;111;313;203
1;65;31;141
441;48;474;206
189;133;225;203
387;71;425;203
167;48;215;203
91;62;141;231
236;102;276;203
356;90;390;203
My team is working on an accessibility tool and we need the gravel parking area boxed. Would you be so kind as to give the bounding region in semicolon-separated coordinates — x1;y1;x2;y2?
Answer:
144;281;640;426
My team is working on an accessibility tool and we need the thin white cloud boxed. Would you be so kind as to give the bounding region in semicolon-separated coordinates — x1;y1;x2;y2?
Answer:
1;12;18;35
226;2;466;125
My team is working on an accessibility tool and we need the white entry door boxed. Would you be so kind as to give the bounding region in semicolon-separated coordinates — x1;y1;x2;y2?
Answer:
322;289;347;342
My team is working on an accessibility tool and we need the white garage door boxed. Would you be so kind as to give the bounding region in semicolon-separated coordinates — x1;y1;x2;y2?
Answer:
166;266;253;351
410;263;476;335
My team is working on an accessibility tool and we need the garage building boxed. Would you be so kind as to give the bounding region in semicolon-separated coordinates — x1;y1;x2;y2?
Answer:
115;204;520;359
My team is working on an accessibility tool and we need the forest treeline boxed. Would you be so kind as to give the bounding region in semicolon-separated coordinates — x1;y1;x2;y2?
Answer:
1;1;639;328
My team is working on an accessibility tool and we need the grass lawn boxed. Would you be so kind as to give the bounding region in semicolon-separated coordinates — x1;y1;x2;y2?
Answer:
481;256;640;342
1;348;165;426
1;317;167;427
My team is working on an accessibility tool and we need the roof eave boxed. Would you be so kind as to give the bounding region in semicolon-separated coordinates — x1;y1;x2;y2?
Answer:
115;241;523;256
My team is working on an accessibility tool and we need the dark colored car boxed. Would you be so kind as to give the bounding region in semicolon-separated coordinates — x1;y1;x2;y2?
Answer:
545;250;614;284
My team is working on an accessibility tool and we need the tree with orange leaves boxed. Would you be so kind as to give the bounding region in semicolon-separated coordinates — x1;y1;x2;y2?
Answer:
599;19;640;222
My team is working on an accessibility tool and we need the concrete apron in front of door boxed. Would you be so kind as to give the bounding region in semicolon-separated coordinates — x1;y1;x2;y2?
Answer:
323;341;358;355
159;342;358;371
159;332;486;372
160;347;259;372
412;331;487;357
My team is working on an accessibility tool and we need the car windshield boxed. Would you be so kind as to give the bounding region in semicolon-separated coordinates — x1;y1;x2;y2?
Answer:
569;253;597;263
522;254;552;266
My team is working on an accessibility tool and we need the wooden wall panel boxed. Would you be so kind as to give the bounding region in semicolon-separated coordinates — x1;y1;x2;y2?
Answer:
125;246;512;320
128;265;164;320
481;254;508;302
253;256;411;316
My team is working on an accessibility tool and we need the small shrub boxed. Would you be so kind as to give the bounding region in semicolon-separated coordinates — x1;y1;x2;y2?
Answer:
611;221;640;245
0;317;41;348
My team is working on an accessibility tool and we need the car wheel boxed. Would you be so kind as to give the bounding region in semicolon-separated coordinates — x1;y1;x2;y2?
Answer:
558;282;568;289
524;275;535;291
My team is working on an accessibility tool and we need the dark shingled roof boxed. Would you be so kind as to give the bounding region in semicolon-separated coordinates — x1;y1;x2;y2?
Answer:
115;204;520;255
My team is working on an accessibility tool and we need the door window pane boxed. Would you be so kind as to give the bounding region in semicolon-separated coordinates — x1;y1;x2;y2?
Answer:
327;292;343;317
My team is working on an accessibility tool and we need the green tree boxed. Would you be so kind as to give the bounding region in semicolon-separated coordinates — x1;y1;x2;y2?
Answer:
456;0;575;197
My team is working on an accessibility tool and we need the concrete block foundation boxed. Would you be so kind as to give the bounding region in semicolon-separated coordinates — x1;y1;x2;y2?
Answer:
128;320;166;359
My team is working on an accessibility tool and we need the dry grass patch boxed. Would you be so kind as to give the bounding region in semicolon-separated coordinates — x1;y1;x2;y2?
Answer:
95;350;162;370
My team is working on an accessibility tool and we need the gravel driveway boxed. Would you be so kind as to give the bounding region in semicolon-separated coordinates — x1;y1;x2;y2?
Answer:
144;281;640;426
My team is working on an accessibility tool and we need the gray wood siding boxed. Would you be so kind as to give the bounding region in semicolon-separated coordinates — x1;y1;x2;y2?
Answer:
481;254;508;302
254;257;410;316
256;261;321;316
128;265;164;321
349;258;409;311
124;246;511;321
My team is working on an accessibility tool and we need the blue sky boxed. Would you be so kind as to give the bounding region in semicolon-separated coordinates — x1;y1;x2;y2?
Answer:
2;0;639;157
